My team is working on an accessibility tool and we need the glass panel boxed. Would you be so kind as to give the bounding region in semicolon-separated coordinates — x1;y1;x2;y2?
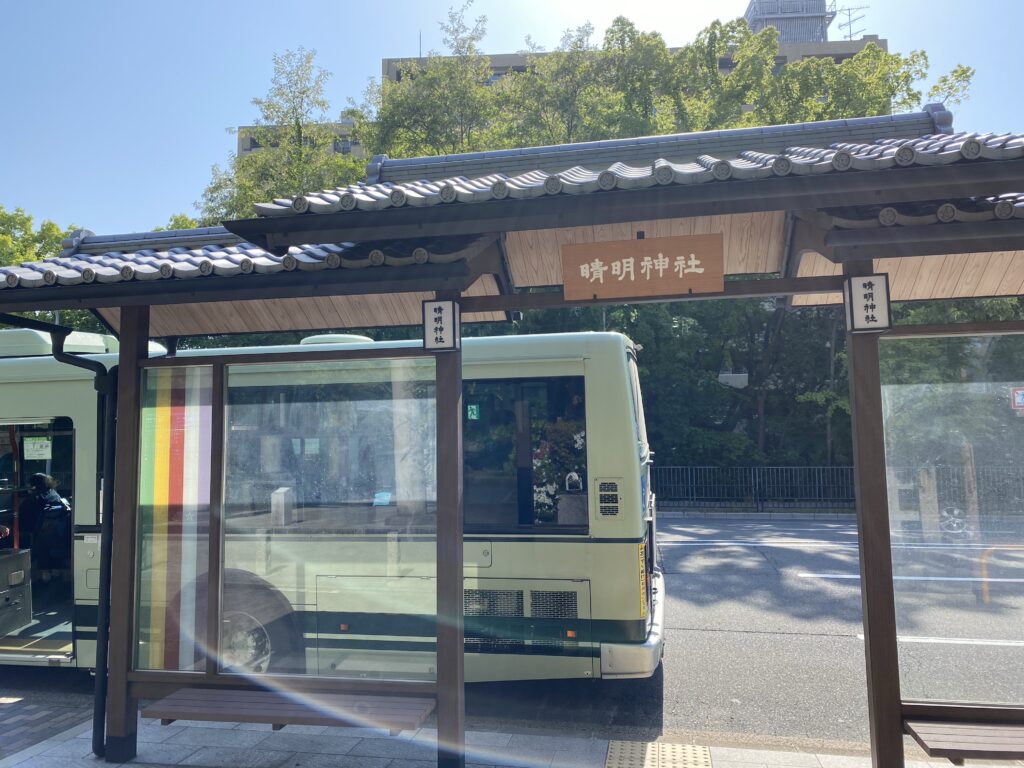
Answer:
463;376;587;532
881;334;1024;705
222;357;436;680
135;366;213;671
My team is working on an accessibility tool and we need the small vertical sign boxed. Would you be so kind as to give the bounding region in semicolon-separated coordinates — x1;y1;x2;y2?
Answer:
844;274;891;333
423;299;461;351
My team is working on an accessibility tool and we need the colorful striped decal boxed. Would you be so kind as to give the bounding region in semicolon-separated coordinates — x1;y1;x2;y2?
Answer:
135;366;212;671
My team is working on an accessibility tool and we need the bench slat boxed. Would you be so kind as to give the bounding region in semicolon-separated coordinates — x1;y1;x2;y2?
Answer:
142;687;435;735
905;719;1024;761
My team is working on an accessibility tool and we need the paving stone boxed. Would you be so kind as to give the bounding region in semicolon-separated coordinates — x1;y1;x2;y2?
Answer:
178;745;296;768
132;740;204;765
37;739;96;760
288;753;391;768
415;728;513;747
166;727;270;748
507;734;598;752
710;747;821;766
234;723;327;735
320;726;418;739
346;736;438;760
255;732;360;755
815;756;872;768
6;757;106;768
550;746;609;767
133;723;190;743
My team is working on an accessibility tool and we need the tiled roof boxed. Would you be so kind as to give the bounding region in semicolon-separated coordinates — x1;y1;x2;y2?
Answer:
0;226;471;291
261;130;1024;218
824;192;1024;229
368;109;949;183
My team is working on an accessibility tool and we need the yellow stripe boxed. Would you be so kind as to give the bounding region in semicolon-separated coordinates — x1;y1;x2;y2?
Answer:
151;370;172;668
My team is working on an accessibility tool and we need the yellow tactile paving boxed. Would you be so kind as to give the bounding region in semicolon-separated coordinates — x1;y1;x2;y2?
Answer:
605;741;712;768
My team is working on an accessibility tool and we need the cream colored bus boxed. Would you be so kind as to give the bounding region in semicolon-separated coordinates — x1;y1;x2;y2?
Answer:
0;329;663;682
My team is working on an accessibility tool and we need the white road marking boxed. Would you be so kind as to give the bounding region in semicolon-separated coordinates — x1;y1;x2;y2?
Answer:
798;573;1024;583
856;634;1024;647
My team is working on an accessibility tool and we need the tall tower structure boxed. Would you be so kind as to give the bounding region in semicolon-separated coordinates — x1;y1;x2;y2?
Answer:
743;0;837;43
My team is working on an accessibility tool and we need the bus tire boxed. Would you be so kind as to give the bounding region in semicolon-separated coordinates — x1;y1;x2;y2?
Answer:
192;570;299;674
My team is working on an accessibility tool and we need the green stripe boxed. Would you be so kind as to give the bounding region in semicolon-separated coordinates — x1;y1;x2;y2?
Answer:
315;637;600;658
310;611;646;643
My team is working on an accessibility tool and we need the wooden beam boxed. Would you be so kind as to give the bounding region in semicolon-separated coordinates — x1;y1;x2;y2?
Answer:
205;364;225;675
225;160;1024;249
887;320;1024;338
828;219;1024;262
459;275;846;313
844;261;904;768
104;304;149;763
903;702;1024;725
434;294;465;768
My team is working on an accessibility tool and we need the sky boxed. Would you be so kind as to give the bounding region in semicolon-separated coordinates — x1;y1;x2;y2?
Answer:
1;0;1021;236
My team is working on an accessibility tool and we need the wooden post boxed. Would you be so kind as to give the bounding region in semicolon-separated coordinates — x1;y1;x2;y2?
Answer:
435;296;465;768
844;262;904;768
105;305;149;762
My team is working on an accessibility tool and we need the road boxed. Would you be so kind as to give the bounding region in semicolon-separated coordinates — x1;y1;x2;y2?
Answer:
466;517;1024;752
3;517;1022;756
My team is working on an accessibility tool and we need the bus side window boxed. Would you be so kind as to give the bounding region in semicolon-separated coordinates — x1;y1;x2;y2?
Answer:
463;376;588;533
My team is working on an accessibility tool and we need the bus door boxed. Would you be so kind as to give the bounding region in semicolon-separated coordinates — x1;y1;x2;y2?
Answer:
0;419;76;660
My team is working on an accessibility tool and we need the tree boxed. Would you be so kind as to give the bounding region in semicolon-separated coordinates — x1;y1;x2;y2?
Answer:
199;48;364;223
493;25;622;147
0;205;105;333
357;4;497;157
0;206;70;268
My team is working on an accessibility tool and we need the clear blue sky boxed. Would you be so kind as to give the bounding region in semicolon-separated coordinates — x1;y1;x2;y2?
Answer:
1;0;1020;235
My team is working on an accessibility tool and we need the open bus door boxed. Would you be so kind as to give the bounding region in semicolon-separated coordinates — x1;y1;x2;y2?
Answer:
0;419;75;660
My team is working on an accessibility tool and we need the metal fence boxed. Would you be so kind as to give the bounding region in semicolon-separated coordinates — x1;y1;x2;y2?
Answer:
652;466;856;513
654;464;1024;517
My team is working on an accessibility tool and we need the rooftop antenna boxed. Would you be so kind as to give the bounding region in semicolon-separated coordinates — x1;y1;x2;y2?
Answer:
419;30;422;59
837;5;868;41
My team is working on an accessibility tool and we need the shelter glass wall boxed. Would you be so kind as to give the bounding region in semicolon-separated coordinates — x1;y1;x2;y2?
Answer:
220;357;438;680
881;334;1024;705
134;365;213;671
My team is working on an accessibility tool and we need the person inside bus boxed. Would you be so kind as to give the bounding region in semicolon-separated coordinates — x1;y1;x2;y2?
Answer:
25;473;71;582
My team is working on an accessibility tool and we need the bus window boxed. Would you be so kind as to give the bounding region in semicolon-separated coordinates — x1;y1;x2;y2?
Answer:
627;354;648;451
463;376;587;533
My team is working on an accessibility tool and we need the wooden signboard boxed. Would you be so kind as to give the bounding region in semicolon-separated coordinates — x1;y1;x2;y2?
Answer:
561;234;724;302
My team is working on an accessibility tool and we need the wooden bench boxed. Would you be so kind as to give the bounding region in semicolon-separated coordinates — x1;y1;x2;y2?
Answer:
142;687;435;736
905;719;1024;765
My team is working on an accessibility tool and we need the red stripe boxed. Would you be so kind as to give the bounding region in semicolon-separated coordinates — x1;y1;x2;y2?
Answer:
163;369;186;670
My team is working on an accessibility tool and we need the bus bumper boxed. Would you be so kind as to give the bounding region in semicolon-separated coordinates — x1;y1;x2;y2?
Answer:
599;569;665;679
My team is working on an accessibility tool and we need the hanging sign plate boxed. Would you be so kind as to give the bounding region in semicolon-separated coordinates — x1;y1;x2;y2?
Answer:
561;234;725;302
423;300;461;350
844;274;892;333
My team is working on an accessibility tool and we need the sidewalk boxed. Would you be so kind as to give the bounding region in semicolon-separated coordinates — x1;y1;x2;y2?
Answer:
2;717;1020;768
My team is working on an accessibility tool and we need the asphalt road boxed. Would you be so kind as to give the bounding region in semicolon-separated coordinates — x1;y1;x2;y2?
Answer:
3;517;1022;756
467;517;1024;752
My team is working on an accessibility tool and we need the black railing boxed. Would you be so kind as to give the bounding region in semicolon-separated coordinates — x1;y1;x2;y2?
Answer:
652;465;856;512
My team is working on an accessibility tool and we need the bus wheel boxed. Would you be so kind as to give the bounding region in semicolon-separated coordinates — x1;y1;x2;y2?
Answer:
219;583;297;674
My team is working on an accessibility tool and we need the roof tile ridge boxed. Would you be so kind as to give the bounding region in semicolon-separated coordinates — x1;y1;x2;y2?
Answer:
67;226;243;257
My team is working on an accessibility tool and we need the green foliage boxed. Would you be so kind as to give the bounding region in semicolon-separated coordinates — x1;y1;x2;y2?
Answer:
0;206;70;268
356;4;497;157
155;213;201;231
0;205;105;333
199;48;365;223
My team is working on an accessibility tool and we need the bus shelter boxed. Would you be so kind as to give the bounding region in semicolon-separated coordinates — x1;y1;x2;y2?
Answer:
2;105;1024;767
